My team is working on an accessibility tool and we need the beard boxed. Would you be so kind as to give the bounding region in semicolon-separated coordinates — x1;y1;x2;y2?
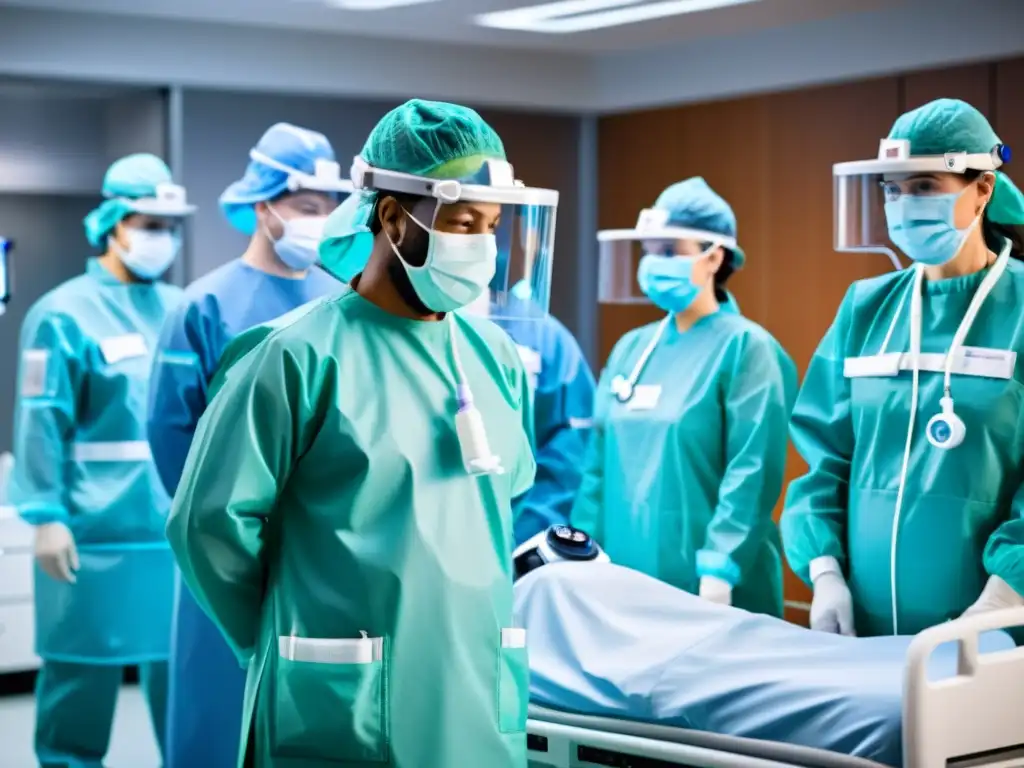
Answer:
387;220;432;315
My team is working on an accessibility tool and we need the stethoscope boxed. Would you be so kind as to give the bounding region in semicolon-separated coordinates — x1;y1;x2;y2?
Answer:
610;316;671;403
882;236;1011;452
886;236;1010;636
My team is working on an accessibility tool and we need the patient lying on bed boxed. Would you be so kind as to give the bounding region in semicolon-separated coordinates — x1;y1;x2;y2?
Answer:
513;559;1014;767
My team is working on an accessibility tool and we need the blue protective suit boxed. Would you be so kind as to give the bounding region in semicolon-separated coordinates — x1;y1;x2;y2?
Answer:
497;304;595;545
572;311;797;616
10;258;182;765
146;258;339;768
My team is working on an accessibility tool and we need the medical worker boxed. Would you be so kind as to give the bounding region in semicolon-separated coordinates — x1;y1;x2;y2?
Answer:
783;99;1024;638
147;123;347;768
9;153;191;767
462;221;596;544
167;99;560;767
572;177;796;617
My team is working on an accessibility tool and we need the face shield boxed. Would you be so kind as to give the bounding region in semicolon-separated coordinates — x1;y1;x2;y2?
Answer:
120;182;197;218
597;207;736;303
249;151;355;199
351;156;559;323
833;138;1009;269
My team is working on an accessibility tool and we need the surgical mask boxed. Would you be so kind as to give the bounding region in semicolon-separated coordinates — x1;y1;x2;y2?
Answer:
884;188;981;267
113;228;180;280
388;209;497;313
267;204;327;270
637;254;702;314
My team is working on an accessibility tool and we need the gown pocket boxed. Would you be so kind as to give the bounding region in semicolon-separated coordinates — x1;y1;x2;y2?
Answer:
272;635;388;763
498;628;529;734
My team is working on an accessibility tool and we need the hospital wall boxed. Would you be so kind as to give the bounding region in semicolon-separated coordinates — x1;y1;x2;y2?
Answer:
0;84;583;456
596;57;1024;624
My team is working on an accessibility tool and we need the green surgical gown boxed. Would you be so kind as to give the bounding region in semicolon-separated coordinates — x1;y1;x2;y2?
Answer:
571;311;796;616
167;286;536;768
782;261;1024;637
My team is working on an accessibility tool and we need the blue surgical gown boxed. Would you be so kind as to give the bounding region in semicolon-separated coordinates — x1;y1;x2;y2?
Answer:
11;258;182;663
146;258;339;768
572;311;797;616
497;308;595;545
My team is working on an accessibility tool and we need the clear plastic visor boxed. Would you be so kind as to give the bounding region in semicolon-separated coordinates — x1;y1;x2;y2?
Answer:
458;202;557;323
598;235;719;304
833;172;895;257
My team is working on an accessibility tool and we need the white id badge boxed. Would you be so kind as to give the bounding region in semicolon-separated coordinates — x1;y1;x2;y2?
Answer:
957;347;1016;380
20;350;50;397
626;384;662;411
843;353;901;379
99;334;148;365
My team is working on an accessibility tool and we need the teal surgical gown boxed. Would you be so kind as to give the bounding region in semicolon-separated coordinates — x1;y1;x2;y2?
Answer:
572;311;796;616
783;262;1024;637
167;286;536;768
147;258;339;768
10;258;183;662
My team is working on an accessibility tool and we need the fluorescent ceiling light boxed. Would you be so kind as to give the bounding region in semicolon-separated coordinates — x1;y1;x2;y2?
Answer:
326;0;438;9
476;0;762;33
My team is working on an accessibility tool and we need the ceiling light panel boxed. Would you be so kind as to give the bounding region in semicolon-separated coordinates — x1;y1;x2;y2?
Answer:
476;0;761;34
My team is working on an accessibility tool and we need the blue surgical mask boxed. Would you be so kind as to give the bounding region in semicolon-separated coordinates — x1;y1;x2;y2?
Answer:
113;228;180;280
637;254;702;314
389;210;497;313
267;205;328;270
884;189;979;267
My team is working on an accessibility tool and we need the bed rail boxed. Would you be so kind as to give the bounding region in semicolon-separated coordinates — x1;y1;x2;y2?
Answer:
903;607;1024;767
527;718;806;768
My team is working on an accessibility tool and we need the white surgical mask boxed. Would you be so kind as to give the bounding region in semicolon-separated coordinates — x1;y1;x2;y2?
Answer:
266;204;328;270
113;229;180;280
388;209;497;313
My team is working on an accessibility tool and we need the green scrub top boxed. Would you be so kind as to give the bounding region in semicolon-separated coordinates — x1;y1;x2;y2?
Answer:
167;285;536;768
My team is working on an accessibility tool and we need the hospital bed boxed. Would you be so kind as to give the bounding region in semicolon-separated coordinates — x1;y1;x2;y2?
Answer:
515;563;1024;768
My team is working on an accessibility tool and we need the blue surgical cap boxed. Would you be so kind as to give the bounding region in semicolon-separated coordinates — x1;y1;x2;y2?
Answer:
653;177;746;268
319;99;506;283
220;122;338;235
888;98;1024;226
83;154;177;248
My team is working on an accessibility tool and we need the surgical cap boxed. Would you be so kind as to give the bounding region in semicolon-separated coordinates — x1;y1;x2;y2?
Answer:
83;154;175;248
220;122;338;235
653;177;746;268
319;99;506;282
888;98;1024;226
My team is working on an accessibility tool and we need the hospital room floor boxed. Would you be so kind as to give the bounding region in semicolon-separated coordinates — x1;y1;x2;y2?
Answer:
0;683;161;767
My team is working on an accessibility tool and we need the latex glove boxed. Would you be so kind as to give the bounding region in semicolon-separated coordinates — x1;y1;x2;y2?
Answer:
809;557;855;636
35;521;79;583
962;575;1024;617
699;575;732;606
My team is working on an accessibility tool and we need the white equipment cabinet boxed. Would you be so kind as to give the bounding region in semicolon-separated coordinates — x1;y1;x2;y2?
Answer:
0;452;40;673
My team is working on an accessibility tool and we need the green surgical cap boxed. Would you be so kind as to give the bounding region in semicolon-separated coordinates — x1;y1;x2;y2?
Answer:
320;99;506;282
361;99;506;179
888;98;1024;226
653;177;746;268
83;153;175;247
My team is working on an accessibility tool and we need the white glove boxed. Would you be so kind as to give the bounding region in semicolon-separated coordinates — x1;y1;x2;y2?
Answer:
35;522;79;583
809;556;855;636
699;575;732;606
962;575;1024;617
